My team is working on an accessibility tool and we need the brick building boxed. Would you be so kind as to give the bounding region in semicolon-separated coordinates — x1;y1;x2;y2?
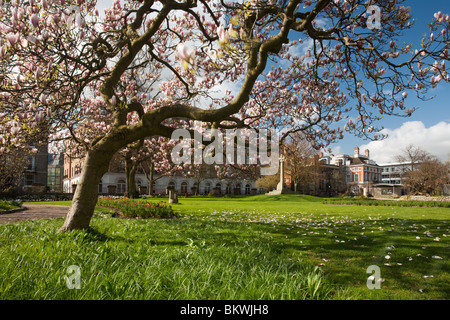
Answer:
320;147;382;196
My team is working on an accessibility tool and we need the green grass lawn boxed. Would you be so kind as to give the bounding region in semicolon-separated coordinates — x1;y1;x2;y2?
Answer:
1;195;448;300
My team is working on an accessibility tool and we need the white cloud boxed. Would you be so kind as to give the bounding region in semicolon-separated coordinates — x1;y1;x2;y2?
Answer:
360;121;450;164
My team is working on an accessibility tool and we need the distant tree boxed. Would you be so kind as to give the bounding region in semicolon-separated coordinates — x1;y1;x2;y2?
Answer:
0;148;30;193
283;133;321;193
255;173;279;192
404;158;449;195
395;145;433;171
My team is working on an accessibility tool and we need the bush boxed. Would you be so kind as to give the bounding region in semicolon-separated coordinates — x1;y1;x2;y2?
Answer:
97;197;176;219
0;200;22;211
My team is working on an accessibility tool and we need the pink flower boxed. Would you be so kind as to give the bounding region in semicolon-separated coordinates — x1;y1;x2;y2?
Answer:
39;94;47;104
175;43;195;69
6;33;19;46
36;111;45;122
10;125;20;135
35;67;43;80
30;13;40;28
75;14;86;28
227;24;238;39
217;25;229;46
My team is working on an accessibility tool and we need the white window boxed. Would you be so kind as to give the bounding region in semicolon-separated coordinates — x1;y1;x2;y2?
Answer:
117;180;126;194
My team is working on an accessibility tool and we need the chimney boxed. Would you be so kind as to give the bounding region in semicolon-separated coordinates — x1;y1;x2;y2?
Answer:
354;147;360;157
319;152;323;158
365;149;370;158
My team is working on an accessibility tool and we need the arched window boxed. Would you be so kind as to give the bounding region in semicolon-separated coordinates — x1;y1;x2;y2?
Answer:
205;182;211;194
168;181;175;191
215;183;222;194
117;179;126;194
235;183;241;195
245;184;251;195
181;181;188;194
98;179;103;194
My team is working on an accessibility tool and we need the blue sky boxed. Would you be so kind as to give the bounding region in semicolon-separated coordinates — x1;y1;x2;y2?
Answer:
335;0;450;163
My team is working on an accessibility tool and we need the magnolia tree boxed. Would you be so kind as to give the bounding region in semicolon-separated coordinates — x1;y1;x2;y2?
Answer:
123;136;182;196
0;0;449;232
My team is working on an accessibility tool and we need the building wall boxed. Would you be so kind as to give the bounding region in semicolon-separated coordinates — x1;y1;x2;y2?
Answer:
63;153;257;196
48;153;64;192
21;143;48;192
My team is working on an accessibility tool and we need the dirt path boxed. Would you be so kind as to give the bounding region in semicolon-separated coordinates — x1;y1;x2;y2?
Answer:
0;204;69;224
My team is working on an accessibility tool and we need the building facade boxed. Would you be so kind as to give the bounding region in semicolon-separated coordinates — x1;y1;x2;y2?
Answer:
63;153;258;196
320;147;382;196
48;153;64;192
21;143;48;193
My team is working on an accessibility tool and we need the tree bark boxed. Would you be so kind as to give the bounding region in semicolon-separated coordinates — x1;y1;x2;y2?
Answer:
147;162;154;196
58;148;113;232
125;157;137;198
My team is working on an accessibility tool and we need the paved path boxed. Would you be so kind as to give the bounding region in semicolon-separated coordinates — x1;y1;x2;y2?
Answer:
0;204;69;224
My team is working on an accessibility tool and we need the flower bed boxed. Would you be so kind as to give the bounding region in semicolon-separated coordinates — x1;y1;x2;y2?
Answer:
97;197;176;219
0;200;22;212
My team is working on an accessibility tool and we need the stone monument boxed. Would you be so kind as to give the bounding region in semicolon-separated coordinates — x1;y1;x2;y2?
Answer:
267;154;291;195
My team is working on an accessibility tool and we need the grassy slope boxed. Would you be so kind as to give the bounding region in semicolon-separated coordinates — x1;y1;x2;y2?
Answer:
7;195;449;300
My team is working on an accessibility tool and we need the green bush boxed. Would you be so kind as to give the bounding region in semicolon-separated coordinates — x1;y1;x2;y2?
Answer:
97;197;176;219
0;200;22;211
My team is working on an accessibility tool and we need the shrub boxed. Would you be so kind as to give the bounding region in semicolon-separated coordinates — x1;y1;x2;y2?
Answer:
0;200;22;211
97;198;176;219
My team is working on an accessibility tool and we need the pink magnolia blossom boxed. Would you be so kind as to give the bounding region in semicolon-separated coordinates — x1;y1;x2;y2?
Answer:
35;67;43;80
217;25;230;46
39;94;47;104
6;33;19;46
30;13;40;28
36;111;45;122
175;43;195;69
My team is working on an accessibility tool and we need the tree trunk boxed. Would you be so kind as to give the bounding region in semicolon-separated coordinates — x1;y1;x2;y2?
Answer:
125;157;137;198
148;162;154;196
58;149;112;232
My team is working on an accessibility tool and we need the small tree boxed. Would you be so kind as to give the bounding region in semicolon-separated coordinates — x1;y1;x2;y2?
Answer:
0;147;30;193
395;145;433;172
255;173;279;192
404;158;449;195
283;133;321;193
